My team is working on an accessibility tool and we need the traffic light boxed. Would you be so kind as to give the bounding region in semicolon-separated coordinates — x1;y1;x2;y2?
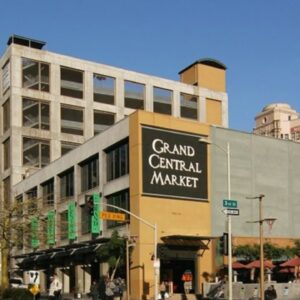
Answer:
219;232;229;256
86;193;102;234
86;195;94;215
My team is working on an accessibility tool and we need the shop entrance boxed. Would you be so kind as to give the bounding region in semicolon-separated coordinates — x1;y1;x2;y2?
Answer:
160;259;195;294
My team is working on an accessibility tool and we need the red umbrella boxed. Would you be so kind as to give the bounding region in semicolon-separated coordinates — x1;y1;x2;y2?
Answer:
280;257;300;267
279;267;295;273
245;260;274;269
232;261;247;269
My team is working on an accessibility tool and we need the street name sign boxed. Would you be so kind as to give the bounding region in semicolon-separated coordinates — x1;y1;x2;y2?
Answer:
100;211;126;221
223;199;238;208
223;208;240;216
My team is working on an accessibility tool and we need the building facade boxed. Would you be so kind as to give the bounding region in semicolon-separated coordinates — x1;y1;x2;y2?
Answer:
11;110;300;300
0;35;229;297
253;103;300;141
0;34;228;205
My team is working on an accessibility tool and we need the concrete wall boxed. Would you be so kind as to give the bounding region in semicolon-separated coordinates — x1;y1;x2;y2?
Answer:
210;126;300;240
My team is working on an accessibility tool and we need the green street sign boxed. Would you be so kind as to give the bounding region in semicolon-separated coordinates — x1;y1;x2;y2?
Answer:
223;199;238;208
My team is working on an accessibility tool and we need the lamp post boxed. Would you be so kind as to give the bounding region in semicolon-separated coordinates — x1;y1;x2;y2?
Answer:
199;138;232;300
246;194;276;300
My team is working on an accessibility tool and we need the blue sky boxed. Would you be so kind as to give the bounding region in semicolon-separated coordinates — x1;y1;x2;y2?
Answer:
1;0;300;132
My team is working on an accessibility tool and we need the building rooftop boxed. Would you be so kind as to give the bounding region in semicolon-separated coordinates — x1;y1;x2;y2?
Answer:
7;34;46;50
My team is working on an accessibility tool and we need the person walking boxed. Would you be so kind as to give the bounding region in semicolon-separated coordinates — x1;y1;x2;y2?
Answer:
48;274;62;300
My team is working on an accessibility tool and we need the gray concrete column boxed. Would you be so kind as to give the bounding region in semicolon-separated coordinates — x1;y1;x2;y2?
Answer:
115;77;125;121
199;96;206;123
62;268;70;293
75;265;84;293
83;266;91;294
145;84;153;112
84;71;94;139
173;90;180;118
222;93;229;128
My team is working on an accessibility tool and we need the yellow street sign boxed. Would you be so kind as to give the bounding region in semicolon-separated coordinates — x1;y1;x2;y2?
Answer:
29;284;40;295
100;211;126;221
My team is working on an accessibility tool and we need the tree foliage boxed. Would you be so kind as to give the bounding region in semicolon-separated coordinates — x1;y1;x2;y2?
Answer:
234;241;300;261
0;197;46;288
97;230;126;279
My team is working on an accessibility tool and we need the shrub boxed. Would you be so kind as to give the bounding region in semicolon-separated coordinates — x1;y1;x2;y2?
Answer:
2;288;32;300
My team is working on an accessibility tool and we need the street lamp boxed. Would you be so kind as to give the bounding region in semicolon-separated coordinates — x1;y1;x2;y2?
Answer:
199;138;232;300
246;194;276;300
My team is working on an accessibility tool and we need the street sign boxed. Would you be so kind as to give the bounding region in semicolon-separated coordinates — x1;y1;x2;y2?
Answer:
223;208;239;216
223;199;238;208
29;284;40;296
28;270;40;284
100;211;126;221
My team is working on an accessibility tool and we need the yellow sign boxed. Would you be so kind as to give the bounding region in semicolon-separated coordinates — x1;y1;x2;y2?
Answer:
29;284;40;295
100;211;126;221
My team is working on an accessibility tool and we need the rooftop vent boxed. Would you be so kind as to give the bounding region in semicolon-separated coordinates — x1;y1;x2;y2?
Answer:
7;35;46;50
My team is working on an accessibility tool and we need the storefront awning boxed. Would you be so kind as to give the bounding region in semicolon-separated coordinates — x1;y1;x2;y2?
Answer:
161;235;215;255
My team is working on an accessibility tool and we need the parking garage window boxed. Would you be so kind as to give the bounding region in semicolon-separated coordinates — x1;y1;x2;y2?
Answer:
23;137;50;168
153;87;172;115
61;66;83;99
124;81;145;110
93;74;115;104
61;141;79;156
2;99;10;133
23;98;50;130
22;58;49;92
61;105;83;135
94;110;115;135
3;138;10;170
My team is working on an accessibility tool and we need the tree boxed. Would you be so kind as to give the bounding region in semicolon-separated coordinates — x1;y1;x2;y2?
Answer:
233;242;296;262
96;230;126;279
0;196;46;289
233;244;259;261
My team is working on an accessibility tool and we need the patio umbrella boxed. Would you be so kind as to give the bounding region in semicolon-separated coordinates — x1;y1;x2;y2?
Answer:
232;261;247;269
245;260;274;269
280;257;300;267
279;267;295;273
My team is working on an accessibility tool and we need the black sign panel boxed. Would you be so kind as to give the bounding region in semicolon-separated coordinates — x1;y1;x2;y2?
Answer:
142;126;208;201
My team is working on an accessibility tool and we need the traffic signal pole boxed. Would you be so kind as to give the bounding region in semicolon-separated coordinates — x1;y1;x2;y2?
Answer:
102;202;159;300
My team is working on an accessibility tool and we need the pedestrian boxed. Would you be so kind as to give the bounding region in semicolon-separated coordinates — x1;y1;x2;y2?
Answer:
48;274;62;300
90;280;100;300
265;285;277;300
105;277;115;300
159;281;166;299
